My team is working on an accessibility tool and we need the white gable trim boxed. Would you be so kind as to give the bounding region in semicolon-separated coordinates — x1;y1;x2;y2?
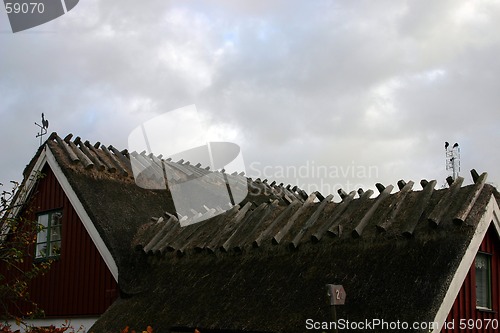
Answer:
1;150;48;242
432;194;500;332
45;147;118;281
5;149;47;220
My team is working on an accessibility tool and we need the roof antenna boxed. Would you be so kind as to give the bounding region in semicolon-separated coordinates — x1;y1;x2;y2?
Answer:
35;113;49;146
445;141;460;180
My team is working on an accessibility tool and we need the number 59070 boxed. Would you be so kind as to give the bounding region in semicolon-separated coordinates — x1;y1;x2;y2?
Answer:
5;2;45;14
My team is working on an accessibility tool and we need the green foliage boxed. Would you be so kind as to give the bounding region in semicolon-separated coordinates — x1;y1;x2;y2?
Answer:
0;320;83;333
0;177;51;322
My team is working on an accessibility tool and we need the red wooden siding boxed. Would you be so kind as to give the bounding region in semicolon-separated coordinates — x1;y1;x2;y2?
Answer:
7;164;118;317
443;224;500;333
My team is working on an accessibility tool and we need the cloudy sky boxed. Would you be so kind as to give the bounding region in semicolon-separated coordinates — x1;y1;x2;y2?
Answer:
1;0;499;198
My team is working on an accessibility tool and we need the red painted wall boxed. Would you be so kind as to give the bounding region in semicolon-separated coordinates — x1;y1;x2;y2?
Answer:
2;164;118;317
443;224;500;333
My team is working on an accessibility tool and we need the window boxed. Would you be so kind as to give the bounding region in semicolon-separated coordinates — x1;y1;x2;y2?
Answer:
475;252;492;309
35;210;62;259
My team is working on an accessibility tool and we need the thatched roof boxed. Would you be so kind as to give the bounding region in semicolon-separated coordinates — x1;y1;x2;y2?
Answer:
18;133;500;333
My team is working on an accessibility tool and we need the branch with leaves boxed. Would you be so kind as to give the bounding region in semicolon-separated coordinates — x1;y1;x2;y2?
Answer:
1;177;51;322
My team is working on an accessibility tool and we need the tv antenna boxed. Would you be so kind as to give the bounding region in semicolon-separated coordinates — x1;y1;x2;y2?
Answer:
445;141;460;180
35;113;49;146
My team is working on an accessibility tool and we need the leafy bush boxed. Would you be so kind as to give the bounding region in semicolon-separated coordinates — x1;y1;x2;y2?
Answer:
0;321;81;333
1;178;51;321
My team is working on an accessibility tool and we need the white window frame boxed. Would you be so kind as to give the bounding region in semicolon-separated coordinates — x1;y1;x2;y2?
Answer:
35;210;63;260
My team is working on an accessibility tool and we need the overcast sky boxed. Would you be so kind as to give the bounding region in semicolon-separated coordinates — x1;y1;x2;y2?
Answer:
1;0;500;198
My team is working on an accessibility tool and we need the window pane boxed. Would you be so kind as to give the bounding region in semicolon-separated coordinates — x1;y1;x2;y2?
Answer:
38;214;49;228
49;241;61;256
475;253;491;308
36;243;47;258
36;228;47;244
36;214;48;243
51;212;62;227
51;224;61;241
35;210;63;259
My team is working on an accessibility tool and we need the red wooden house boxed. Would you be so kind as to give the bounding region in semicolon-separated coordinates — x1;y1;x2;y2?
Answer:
1;163;118;330
1;133;171;330
2;132;500;332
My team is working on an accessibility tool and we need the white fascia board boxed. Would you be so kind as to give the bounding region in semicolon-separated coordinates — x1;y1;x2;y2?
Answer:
432;194;500;333
1;149;47;241
6;149;48;219
45;147;118;282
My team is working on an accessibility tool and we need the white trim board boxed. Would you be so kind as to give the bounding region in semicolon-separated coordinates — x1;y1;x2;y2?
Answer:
45;147;119;281
4;148;47;220
432;194;500;333
1;149;48;242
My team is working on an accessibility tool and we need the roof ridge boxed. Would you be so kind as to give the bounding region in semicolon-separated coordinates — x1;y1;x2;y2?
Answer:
47;132;247;184
42;133;496;230
45;132;485;201
135;169;491;258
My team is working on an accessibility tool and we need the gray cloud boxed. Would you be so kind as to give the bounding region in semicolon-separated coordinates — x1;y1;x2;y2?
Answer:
1;0;500;195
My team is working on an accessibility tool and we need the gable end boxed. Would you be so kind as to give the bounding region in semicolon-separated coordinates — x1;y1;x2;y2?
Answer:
432;194;500;332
